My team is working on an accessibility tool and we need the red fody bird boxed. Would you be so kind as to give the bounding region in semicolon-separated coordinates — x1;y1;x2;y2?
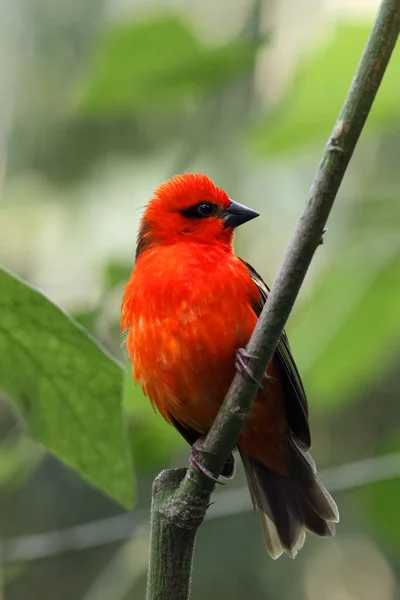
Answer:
121;173;339;558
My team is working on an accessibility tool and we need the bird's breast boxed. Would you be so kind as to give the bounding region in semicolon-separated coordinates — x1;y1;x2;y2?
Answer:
122;244;257;430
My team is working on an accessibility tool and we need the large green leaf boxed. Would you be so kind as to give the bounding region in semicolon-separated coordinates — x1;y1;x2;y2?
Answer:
75;13;261;114
252;22;400;156
0;268;133;507
290;240;400;410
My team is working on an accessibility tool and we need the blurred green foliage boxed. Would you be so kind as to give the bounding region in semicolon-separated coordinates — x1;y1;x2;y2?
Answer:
251;23;400;155
363;440;400;551
291;240;400;409
0;438;41;491
76;14;263;114
124;370;184;474
10;10;263;185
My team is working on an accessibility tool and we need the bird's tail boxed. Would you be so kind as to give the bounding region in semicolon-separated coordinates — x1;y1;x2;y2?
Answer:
239;438;339;559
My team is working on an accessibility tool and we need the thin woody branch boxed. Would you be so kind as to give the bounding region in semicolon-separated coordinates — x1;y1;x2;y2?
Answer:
146;1;400;599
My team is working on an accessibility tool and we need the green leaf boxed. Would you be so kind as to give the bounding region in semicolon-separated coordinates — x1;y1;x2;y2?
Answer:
75;13;261;114
290;240;400;411
252;22;400;155
0;268;134;508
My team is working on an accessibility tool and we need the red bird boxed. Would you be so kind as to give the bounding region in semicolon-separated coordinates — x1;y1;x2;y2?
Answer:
121;173;338;558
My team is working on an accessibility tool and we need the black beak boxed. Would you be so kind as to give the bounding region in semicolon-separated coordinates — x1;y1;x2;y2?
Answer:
223;199;259;228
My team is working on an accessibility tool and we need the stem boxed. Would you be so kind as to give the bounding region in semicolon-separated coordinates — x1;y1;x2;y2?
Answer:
146;1;400;598
146;469;198;600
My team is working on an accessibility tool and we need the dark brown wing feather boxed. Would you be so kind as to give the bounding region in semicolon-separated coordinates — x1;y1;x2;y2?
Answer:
239;259;311;448
168;414;235;478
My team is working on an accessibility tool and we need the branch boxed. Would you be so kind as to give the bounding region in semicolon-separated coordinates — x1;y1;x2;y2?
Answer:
147;2;400;597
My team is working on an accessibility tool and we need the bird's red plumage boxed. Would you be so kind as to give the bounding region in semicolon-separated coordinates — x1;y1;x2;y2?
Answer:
121;173;338;558
122;240;289;474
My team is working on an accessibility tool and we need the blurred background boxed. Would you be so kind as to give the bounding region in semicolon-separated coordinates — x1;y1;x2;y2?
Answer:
1;0;400;598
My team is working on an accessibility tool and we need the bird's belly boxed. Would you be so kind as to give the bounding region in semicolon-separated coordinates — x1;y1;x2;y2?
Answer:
129;300;254;432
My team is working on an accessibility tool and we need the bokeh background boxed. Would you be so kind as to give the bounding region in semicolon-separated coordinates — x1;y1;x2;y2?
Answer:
1;0;400;598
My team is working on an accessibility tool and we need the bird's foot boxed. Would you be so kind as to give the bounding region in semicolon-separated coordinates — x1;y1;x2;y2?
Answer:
189;438;223;484
235;348;265;393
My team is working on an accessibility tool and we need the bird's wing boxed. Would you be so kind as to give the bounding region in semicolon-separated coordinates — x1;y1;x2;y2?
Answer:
240;259;311;448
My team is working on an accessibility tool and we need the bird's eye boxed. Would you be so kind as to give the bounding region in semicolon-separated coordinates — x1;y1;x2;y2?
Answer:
197;202;214;217
181;202;218;219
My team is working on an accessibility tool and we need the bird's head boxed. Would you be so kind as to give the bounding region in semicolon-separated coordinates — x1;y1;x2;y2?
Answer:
136;173;259;258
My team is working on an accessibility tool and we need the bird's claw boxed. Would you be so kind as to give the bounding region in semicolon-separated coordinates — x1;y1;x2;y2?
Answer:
189;439;223;484
235;348;264;393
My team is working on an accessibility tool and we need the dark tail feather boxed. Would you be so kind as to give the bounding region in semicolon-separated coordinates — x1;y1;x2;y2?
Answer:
221;452;235;478
239;443;339;559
